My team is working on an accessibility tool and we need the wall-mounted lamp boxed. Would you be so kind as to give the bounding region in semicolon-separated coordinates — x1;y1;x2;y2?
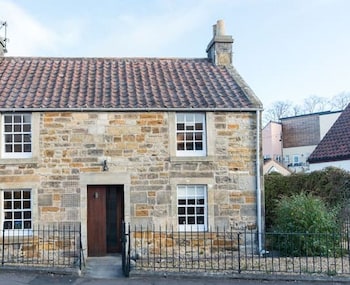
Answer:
102;159;109;171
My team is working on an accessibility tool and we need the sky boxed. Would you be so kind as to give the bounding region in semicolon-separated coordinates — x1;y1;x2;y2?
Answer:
0;0;349;108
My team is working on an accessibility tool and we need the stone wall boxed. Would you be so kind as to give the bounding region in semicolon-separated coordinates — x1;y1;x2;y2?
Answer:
0;111;261;231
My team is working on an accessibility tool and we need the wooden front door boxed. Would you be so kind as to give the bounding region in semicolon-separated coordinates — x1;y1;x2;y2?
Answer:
87;185;124;256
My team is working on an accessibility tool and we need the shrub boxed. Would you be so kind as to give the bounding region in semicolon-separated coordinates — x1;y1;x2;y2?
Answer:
265;167;350;229
273;192;341;256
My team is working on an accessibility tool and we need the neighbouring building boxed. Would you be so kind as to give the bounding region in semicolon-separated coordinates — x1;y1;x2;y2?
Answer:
308;103;350;171
0;20;263;258
263;110;342;173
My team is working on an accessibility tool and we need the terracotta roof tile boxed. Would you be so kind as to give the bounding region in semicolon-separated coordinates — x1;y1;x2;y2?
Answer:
308;103;350;163
0;57;261;110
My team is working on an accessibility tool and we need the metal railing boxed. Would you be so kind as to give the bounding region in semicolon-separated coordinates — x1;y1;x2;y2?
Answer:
124;225;350;277
0;224;82;269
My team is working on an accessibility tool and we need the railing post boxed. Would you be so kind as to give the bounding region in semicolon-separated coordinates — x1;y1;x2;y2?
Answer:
238;231;241;274
121;221;130;277
1;225;4;266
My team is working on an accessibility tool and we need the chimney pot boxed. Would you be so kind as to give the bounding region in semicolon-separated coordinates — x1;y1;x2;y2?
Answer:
216;19;225;36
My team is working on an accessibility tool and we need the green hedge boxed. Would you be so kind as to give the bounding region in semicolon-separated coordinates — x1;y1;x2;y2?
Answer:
265;167;350;229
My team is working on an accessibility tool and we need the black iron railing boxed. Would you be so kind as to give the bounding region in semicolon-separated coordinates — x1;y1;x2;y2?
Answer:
124;225;350;277
0;223;82;269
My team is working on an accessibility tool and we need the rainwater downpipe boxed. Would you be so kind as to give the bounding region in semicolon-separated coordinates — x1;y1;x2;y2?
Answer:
256;109;263;254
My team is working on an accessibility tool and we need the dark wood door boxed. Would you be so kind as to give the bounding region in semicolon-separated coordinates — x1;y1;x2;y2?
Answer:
87;185;107;256
87;185;124;256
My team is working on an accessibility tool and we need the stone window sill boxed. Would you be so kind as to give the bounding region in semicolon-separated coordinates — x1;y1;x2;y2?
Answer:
170;156;214;162
0;157;39;165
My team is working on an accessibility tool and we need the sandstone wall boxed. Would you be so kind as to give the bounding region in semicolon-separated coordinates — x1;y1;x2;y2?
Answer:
0;111;260;230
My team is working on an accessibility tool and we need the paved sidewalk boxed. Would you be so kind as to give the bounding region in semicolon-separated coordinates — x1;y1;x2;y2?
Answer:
0;271;348;285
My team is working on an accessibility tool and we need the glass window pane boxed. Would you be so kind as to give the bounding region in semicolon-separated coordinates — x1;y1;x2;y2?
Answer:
197;216;204;224
187;207;195;214
14;125;21;132
4;212;12;219
176;114;184;122
14;116;21;123
187;217;195;224
4;221;12;229
23;124;31;132
23;191;31;199
177;143;184;150
5;134;12;142
4;192;12;199
197;199;205;205
24;211;31;219
186;125;194;131
14;221;22;229
5;145;12;152
185;114;194;122
4;125;12;132
14;144;22;152
187;186;196;196
178;199;186;205
197;207;204;214
177;123;184;130
195;132;202;140
23;115;31;123
177;133;184;141
186;142;193;150
195;114;203;122
14;201;21;209
14;134;22;142
179;217;186;224
23;201;31;209
178;207;185;215
24;144;32;152
4;201;12;209
14;191;21;199
4;116;12;123
195;142;203;150
14;212;22;219
195;123;203;130
186;133;193;140
188;199;195;205
24;134;31;142
24;221;31;229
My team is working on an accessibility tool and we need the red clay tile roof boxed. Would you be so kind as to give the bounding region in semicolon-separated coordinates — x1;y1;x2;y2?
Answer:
0;57;261;110
308;103;350;163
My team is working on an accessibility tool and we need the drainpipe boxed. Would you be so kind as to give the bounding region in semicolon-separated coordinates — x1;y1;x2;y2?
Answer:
256;109;263;254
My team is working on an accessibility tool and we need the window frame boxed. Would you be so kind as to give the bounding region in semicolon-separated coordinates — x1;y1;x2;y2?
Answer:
1;189;32;235
176;113;207;157
177;185;207;232
2;113;32;159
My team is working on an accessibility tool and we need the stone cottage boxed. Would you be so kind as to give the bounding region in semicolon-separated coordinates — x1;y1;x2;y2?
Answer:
0;20;263;257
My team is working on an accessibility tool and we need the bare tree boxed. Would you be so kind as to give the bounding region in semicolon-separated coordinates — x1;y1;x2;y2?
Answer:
263;100;293;123
330;92;350;110
302;95;329;114
292;104;303;116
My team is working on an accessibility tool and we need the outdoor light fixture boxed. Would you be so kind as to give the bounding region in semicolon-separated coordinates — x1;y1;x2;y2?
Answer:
102;159;109;171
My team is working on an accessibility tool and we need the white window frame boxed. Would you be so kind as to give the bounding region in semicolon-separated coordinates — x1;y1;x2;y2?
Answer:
176;113;206;157
1;189;32;235
177;185;207;232
2;113;32;159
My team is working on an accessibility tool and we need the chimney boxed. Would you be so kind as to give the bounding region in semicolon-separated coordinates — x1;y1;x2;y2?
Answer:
206;20;233;66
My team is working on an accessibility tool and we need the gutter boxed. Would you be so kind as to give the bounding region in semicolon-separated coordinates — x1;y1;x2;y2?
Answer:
256;109;264;254
0;107;263;112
